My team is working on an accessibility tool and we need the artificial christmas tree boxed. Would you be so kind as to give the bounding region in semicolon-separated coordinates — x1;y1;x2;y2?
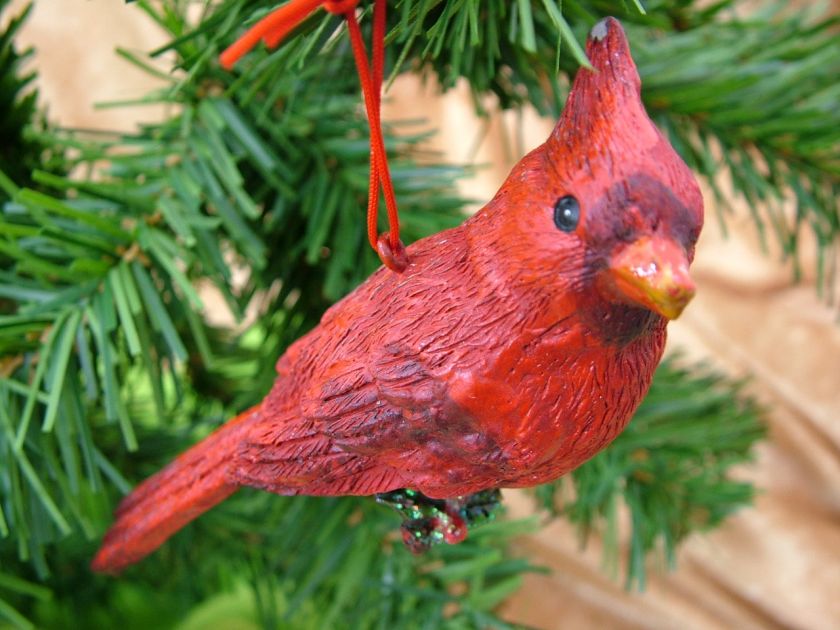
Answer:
1;0;837;627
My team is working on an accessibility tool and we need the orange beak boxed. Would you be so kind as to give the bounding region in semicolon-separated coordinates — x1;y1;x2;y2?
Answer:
606;236;696;320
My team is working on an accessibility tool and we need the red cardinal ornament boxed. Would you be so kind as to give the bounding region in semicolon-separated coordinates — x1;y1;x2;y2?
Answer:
92;17;703;573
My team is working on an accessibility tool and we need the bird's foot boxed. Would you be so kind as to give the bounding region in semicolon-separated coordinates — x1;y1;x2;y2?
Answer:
375;488;502;554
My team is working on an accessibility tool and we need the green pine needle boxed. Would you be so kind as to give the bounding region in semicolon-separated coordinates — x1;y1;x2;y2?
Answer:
535;357;765;589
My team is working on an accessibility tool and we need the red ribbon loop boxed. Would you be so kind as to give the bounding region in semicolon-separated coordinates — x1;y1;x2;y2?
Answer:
220;0;408;272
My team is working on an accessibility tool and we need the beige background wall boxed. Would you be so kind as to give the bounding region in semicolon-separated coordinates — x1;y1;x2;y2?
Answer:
6;1;840;628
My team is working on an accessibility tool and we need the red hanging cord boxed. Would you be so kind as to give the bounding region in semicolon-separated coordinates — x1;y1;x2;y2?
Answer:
219;0;408;272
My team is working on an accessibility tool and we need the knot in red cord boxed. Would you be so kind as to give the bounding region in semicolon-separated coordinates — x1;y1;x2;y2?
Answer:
323;0;359;14
376;232;408;273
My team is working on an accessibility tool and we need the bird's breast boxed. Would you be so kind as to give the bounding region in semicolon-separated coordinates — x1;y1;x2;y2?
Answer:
446;316;666;487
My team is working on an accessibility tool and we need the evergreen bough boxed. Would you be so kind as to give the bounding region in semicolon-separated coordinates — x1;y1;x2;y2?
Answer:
2;0;836;626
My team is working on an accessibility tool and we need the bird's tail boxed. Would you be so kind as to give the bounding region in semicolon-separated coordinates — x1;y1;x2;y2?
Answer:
91;406;260;573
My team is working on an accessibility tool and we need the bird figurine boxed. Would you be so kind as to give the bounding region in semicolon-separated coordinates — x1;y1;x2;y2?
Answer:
92;16;703;573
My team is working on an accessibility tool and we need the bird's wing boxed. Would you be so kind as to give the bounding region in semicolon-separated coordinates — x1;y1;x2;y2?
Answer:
229;340;484;497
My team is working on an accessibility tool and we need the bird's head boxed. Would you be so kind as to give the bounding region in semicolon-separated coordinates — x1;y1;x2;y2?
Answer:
468;17;703;328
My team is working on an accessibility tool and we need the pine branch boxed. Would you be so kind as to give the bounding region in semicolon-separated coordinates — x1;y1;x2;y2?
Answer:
0;0;778;625
633;7;840;299
4;487;541;628
0;0;38;197
535;357;765;589
0;1;64;200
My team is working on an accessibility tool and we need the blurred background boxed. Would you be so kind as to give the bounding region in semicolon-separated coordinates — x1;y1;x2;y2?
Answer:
4;1;840;628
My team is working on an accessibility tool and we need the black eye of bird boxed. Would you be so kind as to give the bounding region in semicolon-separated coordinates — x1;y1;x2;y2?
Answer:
553;195;580;232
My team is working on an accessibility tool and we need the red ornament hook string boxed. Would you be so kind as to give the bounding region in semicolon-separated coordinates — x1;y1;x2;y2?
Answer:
344;3;405;270
220;0;408;272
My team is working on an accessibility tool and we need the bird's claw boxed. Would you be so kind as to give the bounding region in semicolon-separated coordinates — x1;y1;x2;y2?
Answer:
375;488;502;554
